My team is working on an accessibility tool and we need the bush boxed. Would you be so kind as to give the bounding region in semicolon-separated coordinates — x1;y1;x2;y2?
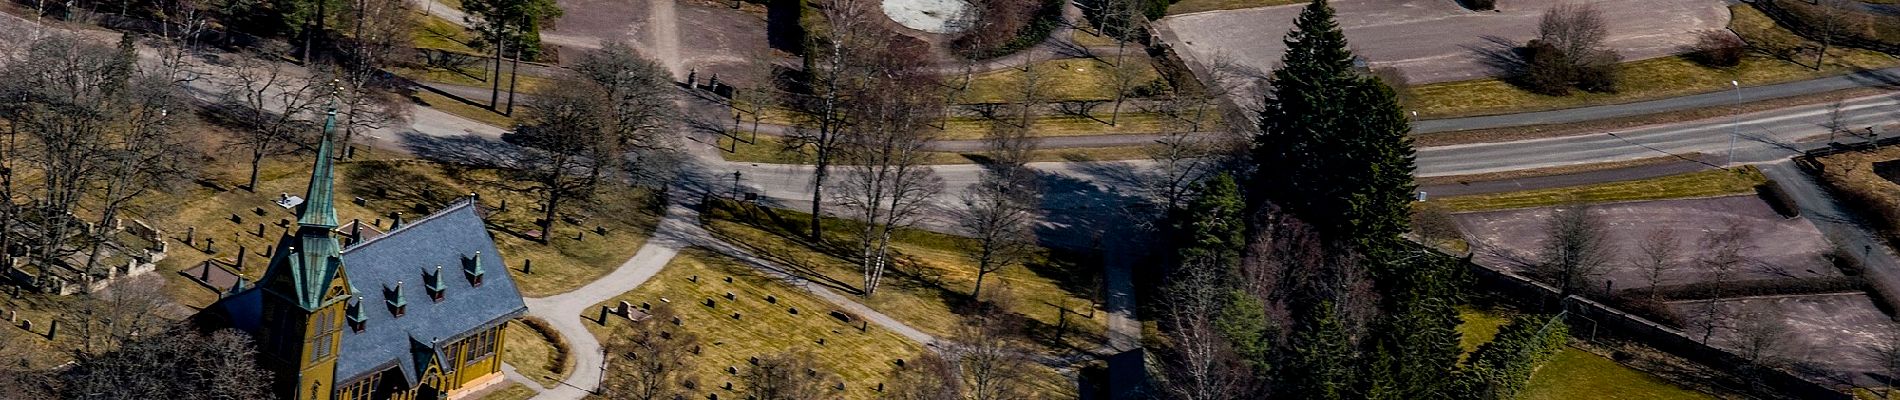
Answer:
1410;202;1462;244
1459;0;1496;11
1689;30;1746;68
951;0;1064;60
520;316;571;375
1519;40;1572;95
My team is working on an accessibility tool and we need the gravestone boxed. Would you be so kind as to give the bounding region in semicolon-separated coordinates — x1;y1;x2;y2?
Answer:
185;226;195;245
830;310;852;323
724;292;735;300
723;382;732;390
817;338;825;346
749;356;758;365
618;301;633;316
523;259;533;274
724;276;733;283
895;359;905;368
705;298;716;308
672;316;682;325
765;295;776;304
727;366;738;375
731;312;741;320
641;302;651;310
690;275;698;283
788;307;798;315
835;382;845;391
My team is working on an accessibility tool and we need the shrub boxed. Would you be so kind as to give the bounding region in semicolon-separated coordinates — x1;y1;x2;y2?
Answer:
1410;202;1462;245
1519;39;1572;96
1459;0;1496;11
1573;51;1621;93
951;0;1063;60
1689;30;1746;68
520;316;571;375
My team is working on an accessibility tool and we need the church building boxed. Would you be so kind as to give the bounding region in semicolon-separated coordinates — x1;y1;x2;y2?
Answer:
201;105;528;400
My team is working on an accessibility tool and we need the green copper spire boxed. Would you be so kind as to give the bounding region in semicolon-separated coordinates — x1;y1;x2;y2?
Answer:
297;104;340;229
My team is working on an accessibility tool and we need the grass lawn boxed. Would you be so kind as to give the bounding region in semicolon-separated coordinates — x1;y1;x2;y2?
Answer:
700;200;1111;355
1071;26;1122;48
1407;6;1898;119
1456;306;1513;358
478;382;537;400
410;89;518;128
141;155;660;300
1524;348;1712;400
1164;0;1301;15
960;57;1164;104
502;319;567;388
1432;166;1767;212
713;135;1152;165
584;248;929;400
1458;307;1708;400
392;65;556;96
413;13;480;55
1812;146;1900;241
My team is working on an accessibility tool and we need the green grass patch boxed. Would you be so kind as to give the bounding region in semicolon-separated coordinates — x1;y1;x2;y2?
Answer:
409;90;517;128
712;135;1152;165
413;13;480;54
1407;6;1898;118
1524;347;1712;400
585;248;928;400
1433;166;1767;212
1456;306;1513;359
961;57;1165;104
1164;0;1301;15
701;199;1110;356
392;65;555;96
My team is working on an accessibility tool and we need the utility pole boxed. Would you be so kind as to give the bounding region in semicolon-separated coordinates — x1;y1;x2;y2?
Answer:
1728;80;1740;166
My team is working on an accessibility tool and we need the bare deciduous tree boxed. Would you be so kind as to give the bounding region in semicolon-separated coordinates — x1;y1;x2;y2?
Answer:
1;34;130;280
60;326;272;400
74;276;168;353
84;75;197;273
835;57;944;296
1532;205;1613;298
1158;261;1255;400
884;353;960;400
1636;229;1679;301
1809;0;1861;70
1694;219;1751;343
957;170;1039;302
601;306;697;400
1729;309;1790;394
1538;3;1612;72
786;0;883;241
744;352;833;400
958;315;1032;400
1145;98;1215;210
220;51;324;192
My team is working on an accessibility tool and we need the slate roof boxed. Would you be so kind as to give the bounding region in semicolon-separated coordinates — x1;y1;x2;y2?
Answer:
331;199;527;383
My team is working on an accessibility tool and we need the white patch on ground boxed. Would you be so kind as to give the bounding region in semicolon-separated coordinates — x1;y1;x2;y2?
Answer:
882;0;975;34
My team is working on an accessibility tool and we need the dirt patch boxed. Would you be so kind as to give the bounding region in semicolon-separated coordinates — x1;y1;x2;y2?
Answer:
1455;195;1839;291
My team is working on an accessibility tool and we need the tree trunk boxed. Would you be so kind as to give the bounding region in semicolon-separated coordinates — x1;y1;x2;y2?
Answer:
539;188;561;244
491;26;507;109
247;150;264;192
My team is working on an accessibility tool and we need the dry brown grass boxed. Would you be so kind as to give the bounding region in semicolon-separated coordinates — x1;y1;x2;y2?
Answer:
504;317;569;388
1413;87;1893;147
1415;155;1700;187
1812;147;1900;241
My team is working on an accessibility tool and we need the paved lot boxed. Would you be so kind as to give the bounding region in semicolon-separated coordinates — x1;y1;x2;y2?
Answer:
1155;0;1729;84
544;0;771;82
1669;293;1899;386
1455;195;1838;290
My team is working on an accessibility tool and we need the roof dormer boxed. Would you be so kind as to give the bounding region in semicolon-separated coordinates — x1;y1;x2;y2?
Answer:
386;281;407;317
425;265;447;302
464;251;486;288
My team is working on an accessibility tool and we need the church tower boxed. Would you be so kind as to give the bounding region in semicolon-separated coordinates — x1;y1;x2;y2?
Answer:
256;102;353;400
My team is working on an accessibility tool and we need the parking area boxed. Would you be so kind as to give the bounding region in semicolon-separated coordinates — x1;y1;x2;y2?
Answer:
1154;0;1729;84
1668;293;1900;386
1455;195;1838;290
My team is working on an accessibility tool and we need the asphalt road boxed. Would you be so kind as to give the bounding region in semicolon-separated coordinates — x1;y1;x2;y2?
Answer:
1415;67;1900;133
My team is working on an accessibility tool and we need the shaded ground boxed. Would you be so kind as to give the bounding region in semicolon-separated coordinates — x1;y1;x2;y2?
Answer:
1455;195;1837;290
543;0;772;82
1668;293;1900;387
1155;0;1728;84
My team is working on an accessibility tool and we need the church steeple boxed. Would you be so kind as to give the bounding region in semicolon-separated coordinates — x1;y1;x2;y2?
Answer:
298;106;339;229
255;88;353;400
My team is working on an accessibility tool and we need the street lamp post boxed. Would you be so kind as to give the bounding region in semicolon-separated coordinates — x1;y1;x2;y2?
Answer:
1728;80;1741;166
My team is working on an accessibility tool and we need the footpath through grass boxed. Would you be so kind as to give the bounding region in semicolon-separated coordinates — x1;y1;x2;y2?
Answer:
1408;6;1898;118
700;200;1110;356
585;249;927;400
1432;166;1767;212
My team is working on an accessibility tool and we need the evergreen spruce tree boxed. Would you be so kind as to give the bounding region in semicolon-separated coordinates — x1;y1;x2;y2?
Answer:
1215;289;1272;372
1175;173;1248;269
1253;0;1417;260
1368;255;1468;399
1282;301;1355;400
